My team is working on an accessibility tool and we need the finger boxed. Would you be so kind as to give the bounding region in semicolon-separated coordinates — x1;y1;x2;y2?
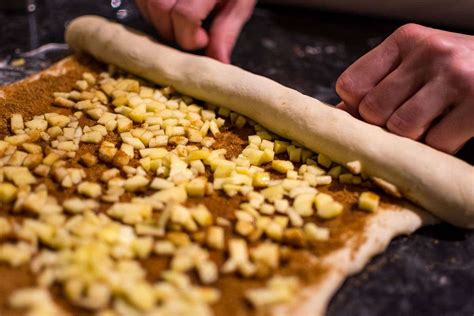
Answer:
358;62;425;125
336;101;360;118
136;0;151;22
147;0;178;40
335;36;401;112
206;0;256;63
171;0;217;50
335;102;346;110
386;79;452;140
425;102;474;153
336;24;432;114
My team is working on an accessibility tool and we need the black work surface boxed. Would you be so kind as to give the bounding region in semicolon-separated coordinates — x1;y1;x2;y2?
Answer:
1;1;473;315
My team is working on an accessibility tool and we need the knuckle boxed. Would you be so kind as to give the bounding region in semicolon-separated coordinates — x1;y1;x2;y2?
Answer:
149;0;175;12
422;35;456;59
172;0;213;22
395;23;426;40
336;72;363;101
172;5;193;20
359;94;386;125
445;59;474;88
387;111;420;138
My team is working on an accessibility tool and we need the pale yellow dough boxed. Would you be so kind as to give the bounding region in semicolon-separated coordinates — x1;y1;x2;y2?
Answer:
65;16;473;229
62;16;474;316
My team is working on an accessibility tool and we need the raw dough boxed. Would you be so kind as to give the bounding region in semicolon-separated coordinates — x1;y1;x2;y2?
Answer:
273;203;436;315
66;16;474;228
0;43;437;316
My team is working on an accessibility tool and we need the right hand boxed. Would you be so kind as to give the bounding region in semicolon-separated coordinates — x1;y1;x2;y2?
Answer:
336;24;474;154
136;0;256;63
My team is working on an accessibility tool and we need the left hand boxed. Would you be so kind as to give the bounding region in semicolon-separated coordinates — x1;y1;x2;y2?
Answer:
336;24;474;154
135;0;256;63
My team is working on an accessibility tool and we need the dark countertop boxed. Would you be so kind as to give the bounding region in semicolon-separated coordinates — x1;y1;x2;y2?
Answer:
1;1;473;315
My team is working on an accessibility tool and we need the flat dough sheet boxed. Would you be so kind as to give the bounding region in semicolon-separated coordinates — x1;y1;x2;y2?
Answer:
0;55;439;316
65;16;474;229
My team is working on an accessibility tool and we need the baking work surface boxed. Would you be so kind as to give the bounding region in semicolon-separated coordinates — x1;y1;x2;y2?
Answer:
0;55;436;315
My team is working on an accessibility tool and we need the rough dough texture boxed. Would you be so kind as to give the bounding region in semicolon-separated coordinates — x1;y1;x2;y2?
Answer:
272;202;436;316
65;16;474;228
0;56;439;316
0;30;441;316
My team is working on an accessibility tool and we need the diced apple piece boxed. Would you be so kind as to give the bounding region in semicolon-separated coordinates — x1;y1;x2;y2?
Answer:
253;172;270;187
260;185;284;202
271;160;294;173
258;148;274;165
314;193;343;219
287;145;302;162
186;177;207;197
124;175;150;192
77;182;102;198
248;135;261;146
304;223;330;241
190;204;212;226
10;114;24;131
339;173;353;184
358;191;380;212
274;140;289;154
207;226;225;250
328;165;342;178
346;160;362;174
0;183;18;203
242;148;264;166
317;153;332;168
293;193;315;217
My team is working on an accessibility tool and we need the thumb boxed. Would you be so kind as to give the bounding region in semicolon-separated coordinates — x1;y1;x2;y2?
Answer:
206;0;256;63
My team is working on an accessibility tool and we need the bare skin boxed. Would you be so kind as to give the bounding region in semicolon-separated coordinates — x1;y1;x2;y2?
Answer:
336;24;474;154
136;1;474;154
135;0;256;63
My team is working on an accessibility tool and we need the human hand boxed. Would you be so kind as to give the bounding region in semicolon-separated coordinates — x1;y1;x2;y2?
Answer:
135;0;256;63
336;24;474;153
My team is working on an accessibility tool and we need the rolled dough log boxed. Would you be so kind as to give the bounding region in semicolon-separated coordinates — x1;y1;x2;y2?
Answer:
66;16;474;228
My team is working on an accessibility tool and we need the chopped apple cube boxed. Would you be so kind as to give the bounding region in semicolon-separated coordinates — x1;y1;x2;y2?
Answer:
242;147;264;166
186;177;207;197
207;226;225;250
328;165;342;178
317;153;332;168
293;193;315;217
314;193;343;219
0;183;18;203
346;160;362;174
258;148;274;165
260;185;284;202
253;172;270;187
358;191;380;212
10;114;24;131
248;135;262;146
304;223;330;241
271;160;294;173
77;182;102;198
339;173;353;184
287;145;302;162
274;140;290;154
